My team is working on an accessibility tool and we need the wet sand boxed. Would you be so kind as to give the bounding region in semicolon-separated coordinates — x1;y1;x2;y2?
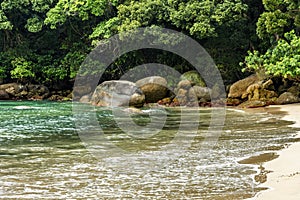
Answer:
253;103;300;200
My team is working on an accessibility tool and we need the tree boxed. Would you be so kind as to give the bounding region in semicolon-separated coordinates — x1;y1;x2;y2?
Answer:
242;0;300;79
2;0;295;85
89;0;250;82
256;0;300;40
243;30;300;79
0;0;95;85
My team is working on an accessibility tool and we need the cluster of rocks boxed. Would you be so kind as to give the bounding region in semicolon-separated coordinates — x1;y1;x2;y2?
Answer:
0;83;72;101
1;71;299;109
227;74;300;108
78;71;225;108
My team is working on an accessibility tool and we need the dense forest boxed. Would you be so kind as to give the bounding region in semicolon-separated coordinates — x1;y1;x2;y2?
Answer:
0;0;299;88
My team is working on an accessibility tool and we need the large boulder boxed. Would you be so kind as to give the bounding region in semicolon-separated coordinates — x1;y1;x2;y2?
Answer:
0;83;51;99
173;82;212;106
244;82;278;101
0;83;20;91
73;85;92;97
91;80;145;107
176;88;189;105
79;94;91;103
287;85;300;97
27;84;50;99
0;83;21;96
177;80;192;90
135;76;168;103
190;86;211;102
180;70;206;87
228;74;259;99
276;92;300;105
0;90;9;100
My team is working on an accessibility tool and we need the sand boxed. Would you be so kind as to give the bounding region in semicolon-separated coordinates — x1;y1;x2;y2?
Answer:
253;103;300;200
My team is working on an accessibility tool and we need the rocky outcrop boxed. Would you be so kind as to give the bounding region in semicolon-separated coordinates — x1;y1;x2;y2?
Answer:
227;75;278;107
276;92;300;105
0;83;21;97
227;74;300;106
287;85;300;97
190;86;211;102
27;84;50;99
238;100;268;108
90;80;145;107
161;78;217;107
73;85;92;97
79;94;91;103
228;74;259;99
0;90;9;100
242;80;278;102
135;76;168;103
0;83;50;100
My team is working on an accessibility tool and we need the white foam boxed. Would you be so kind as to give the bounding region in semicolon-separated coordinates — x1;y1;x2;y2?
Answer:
13;106;33;110
227;108;246;113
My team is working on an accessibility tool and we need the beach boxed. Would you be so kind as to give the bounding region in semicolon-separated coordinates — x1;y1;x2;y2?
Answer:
254;103;300;200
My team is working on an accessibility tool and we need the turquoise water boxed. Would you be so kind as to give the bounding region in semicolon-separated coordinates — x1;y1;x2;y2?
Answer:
0;101;298;199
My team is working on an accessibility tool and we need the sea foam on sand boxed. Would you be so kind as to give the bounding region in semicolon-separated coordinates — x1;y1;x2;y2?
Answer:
253;103;300;200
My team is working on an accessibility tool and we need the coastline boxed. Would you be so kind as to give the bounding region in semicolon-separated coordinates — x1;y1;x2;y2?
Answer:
253;103;300;200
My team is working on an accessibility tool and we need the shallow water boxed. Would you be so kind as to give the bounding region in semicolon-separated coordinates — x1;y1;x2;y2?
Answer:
0;101;298;199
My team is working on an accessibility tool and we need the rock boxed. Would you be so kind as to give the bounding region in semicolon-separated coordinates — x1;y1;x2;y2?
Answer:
170;98;180;106
226;98;241;106
130;93;145;107
2;83;22;96
190;86;211;102
287;85;300;97
73;85;92;96
79;94;91;103
262;79;275;90
243;81;278;102
276;92;300;105
180;70;206;87
211;83;223;99
27;84;50;99
176;88;188;105
136;76;168;103
238;100;267;108
188;87;198;103
91;80;145;107
0;83;50;99
157;97;172;105
177;80;192;90
29;95;43;100
0;83;19;91
66;92;73;99
0;90;9;100
228;74;259;98
245;83;261;100
48;94;64;101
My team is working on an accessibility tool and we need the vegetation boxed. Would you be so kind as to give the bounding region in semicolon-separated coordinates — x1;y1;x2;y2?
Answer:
242;0;300;79
0;0;299;86
243;30;300;79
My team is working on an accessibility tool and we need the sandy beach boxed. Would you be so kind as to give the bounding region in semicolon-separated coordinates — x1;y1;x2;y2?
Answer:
253;103;300;200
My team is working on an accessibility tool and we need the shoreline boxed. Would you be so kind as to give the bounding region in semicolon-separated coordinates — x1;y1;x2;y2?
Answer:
252;103;300;200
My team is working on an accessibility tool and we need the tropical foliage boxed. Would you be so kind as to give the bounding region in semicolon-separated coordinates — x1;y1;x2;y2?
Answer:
243;0;300;79
0;0;299;86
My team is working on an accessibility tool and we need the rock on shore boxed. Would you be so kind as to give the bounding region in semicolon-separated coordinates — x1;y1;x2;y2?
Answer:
227;74;300;108
90;80;145;107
